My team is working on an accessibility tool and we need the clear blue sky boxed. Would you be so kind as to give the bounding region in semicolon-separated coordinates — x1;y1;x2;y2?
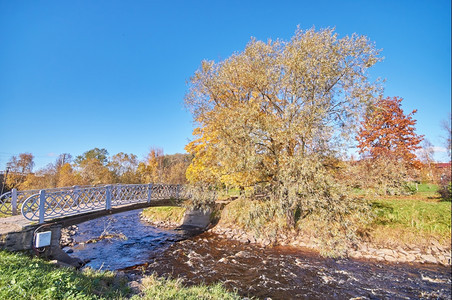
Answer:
0;0;450;170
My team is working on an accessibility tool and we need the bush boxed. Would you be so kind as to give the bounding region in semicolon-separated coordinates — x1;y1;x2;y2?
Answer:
341;157;418;196
219;195;373;258
439;182;451;201
219;198;287;242
437;170;451;201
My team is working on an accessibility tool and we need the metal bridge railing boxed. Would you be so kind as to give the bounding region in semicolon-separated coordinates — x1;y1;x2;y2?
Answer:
0;184;183;223
0;186;93;216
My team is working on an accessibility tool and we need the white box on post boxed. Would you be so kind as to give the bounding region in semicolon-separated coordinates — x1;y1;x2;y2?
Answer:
35;231;52;248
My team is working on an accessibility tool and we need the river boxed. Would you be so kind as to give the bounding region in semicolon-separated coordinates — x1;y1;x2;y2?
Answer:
67;208;451;299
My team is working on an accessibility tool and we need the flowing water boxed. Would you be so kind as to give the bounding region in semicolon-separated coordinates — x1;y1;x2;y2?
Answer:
68;209;451;299
67;208;203;270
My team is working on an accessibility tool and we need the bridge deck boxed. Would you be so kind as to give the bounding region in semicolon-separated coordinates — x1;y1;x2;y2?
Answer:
0;215;31;235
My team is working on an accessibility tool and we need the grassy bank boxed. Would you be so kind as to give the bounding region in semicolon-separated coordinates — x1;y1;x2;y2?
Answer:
370;195;451;248
0;250;241;300
131;275;241;300
0;250;128;299
141;206;186;225
363;183;450;248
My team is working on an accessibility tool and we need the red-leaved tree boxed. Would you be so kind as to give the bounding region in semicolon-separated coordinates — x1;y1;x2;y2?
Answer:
357;96;424;168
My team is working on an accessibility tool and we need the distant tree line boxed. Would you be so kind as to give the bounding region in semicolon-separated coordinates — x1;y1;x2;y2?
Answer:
1;147;192;192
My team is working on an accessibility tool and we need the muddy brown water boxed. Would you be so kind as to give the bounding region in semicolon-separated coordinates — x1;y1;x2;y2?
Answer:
67;208;451;299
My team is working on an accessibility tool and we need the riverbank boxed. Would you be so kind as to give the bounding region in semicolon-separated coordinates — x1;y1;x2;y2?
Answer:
139;189;451;266
140;206;186;228
210;223;451;266
203;183;451;265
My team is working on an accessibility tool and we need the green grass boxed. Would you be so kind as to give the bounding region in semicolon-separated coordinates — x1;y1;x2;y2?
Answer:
369;185;451;247
131;274;242;300
408;183;439;198
141;206;186;225
0;250;129;299
0;251;242;300
415;183;439;193
217;188;241;200
373;199;451;235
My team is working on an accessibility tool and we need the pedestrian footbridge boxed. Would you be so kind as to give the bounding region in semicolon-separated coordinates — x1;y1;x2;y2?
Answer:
0;184;183;224
0;184;197;266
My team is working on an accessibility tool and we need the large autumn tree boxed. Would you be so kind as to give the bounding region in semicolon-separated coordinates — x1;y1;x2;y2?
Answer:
186;28;381;187
356;96;423;168
184;27;382;251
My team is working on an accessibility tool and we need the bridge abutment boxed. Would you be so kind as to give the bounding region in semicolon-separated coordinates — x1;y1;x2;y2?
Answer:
0;217;83;267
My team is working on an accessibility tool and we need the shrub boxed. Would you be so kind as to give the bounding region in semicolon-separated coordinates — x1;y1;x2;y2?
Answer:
342;156;418;196
439;181;451;201
437;170;451;201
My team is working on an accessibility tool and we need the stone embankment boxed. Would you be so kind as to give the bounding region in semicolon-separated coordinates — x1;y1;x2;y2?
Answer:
210;225;451;266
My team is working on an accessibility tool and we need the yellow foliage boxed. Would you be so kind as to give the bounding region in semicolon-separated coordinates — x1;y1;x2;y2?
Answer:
185;27;382;191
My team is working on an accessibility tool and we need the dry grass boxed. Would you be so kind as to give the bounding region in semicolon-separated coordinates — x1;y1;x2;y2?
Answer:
141;206;186;225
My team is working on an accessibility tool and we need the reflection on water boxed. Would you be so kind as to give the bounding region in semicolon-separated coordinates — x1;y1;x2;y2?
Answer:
68;209;452;299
